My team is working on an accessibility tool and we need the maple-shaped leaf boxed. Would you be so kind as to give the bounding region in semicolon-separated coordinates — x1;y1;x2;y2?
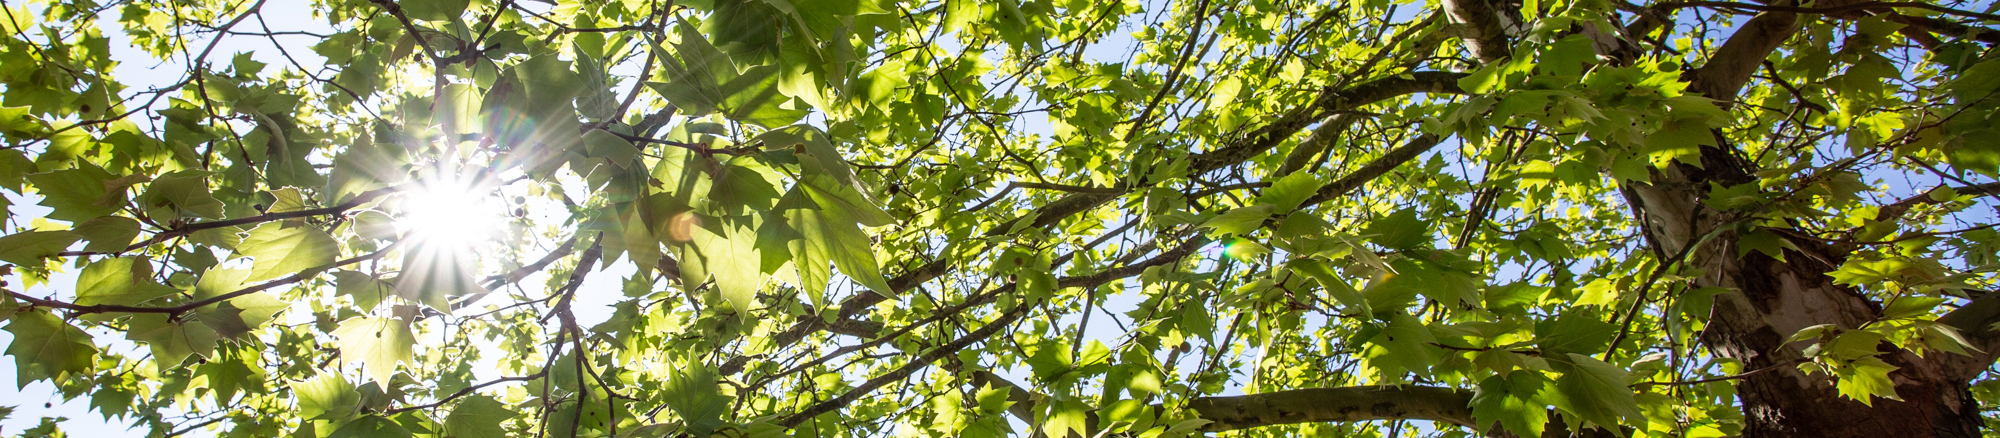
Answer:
444;395;516;438
74;257;180;306
4;311;97;388
124;313;221;371
234;222;339;282
331;316;416;385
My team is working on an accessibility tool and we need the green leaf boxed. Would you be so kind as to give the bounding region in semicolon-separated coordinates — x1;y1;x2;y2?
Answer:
975;383;1015;415
334;270;394;310
1833;356;1901;405
402;0;469;21
324;140;406;206
1645;118;1715;168
0;149;35;191
443;395;515;438
1362;312;1437;378
1257;172;1325;212
1829;257;1913;286
331;316;416;385
234;222;340;282
662;365;730;436
799;172;895;228
684;217;767;312
1574;278;1619;307
581;130;640;164
0;106;45;142
1535;312;1615;356
1364;207;1430;250
651;20;733;116
1824;329;1888;361
764;0;886;39
4;311;97;388
1883;296;1946;320
327;415;413;438
352;210;400;241
1549;353;1641;429
1458;63;1503;94
74;257;179;306
0;294;17;321
197;350;263;404
1919;322;1978;356
296;372;362;421
514;56;583;114
717;64;810;127
784;189;894;300
0;231;81;266
1737;228;1799;261
26;166;120;222
263;187;308;214
71;216;139;253
193;266;254;300
1202;204;1275;237
189;268;285;338
941;0;984;33
1041;398;1089;438
145;171;227;219
1289;257;1369;318
1472;372;1553;438
125;313;221;370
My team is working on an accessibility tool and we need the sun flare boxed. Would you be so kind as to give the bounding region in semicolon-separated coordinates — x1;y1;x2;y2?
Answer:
396;175;506;250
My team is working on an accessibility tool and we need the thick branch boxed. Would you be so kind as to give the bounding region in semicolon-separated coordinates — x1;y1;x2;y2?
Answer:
1687;5;1802;102
1659;1;2000;23
1193;385;1477;431
964;370;1476;433
1890;14;2000;45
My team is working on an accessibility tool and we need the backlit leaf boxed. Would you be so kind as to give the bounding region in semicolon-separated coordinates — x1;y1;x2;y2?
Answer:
332;316;416;385
234;222;339;282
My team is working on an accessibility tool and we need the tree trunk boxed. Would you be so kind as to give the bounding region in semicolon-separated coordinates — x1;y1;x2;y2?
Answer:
1600;0;1993;433
1626;83;1986;438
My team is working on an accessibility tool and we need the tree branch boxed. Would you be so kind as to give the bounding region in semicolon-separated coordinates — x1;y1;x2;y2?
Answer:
1193;385;1478;431
1686;4;1803;103
1297;133;1447;207
1872;182;2000;223
10;243;395;315
741;71;1469;403
962;370;1477;433
60;186;400;257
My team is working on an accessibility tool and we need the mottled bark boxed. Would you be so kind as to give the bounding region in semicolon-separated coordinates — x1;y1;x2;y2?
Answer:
1442;0;1517;63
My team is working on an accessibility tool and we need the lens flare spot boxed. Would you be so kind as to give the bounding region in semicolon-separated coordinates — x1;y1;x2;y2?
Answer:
666;212;699;242
1222;238;1271;262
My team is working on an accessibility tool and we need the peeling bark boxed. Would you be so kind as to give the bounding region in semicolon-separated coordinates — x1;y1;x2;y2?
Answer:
1442;0;1517;63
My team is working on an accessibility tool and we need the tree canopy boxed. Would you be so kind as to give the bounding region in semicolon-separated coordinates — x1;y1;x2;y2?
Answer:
5;0;2000;436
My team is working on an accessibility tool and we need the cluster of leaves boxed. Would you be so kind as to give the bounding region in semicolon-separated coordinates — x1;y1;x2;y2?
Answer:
1;0;2000;437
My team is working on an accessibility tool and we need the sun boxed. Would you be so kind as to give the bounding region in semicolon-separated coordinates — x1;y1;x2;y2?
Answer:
396;174;506;250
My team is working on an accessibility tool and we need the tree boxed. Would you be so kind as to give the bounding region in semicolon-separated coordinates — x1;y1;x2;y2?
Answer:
3;0;2000;436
